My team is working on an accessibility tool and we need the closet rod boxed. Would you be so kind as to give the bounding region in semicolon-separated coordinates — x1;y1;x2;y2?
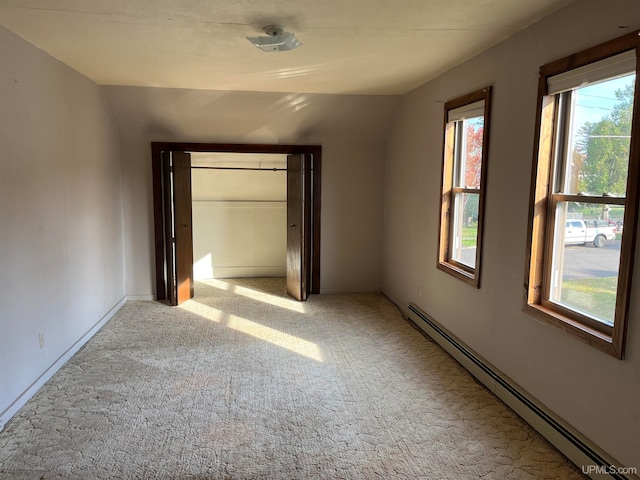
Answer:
191;166;286;171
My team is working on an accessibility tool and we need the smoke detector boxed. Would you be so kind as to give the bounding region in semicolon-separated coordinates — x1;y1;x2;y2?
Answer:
246;25;302;52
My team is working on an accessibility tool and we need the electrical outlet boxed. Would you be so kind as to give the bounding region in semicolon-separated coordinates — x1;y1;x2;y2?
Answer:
38;332;45;349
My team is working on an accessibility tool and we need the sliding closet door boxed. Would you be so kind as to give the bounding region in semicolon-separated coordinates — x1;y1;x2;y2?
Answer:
287;153;311;301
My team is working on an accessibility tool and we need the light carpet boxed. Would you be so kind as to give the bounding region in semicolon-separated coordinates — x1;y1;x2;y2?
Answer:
0;278;584;479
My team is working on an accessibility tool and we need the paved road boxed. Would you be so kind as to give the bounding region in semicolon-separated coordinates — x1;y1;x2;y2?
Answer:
562;240;620;280
456;240;620;280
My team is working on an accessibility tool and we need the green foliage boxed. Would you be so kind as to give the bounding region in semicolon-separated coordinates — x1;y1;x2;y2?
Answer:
575;83;634;195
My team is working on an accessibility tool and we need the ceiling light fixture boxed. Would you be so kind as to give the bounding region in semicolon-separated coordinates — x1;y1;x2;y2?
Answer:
246;25;301;52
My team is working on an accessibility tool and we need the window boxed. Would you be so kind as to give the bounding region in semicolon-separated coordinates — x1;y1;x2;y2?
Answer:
525;32;640;358
438;87;492;287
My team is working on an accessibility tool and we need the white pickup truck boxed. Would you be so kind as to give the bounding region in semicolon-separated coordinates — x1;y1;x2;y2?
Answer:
565;219;617;248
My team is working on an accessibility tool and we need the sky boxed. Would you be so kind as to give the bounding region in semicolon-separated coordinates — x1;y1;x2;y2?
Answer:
574;73;635;127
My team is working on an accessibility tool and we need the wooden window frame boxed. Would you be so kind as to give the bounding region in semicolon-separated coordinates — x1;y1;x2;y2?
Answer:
437;87;492;287
524;31;640;359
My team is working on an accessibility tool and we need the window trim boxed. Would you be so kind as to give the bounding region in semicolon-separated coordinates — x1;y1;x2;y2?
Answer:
524;31;640;359
438;87;492;287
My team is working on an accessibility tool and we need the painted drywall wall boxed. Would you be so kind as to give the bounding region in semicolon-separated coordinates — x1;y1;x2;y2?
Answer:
193;201;286;279
383;0;640;468
192;160;287;279
101;87;399;296
0;25;125;427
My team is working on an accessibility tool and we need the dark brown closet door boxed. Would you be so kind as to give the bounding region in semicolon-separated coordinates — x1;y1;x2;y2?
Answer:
163;150;194;306
286;153;311;301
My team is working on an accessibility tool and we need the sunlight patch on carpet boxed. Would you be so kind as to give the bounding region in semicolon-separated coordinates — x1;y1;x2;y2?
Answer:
227;314;324;362
178;300;225;322
206;278;307;313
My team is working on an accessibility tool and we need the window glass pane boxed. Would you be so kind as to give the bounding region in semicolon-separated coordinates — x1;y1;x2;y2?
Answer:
549;201;624;325
456;116;484;189
561;73;635;196
450;192;480;268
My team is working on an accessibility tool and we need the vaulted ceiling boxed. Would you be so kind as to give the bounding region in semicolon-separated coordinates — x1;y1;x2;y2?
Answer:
0;0;572;95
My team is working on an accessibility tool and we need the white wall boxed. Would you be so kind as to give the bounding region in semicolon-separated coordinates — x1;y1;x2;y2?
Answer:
192;159;287;279
2;0;638;468
101;87;399;296
383;0;640;468
0;25;125;428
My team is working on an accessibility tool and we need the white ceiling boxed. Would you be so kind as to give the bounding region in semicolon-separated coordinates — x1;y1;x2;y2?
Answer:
0;0;572;95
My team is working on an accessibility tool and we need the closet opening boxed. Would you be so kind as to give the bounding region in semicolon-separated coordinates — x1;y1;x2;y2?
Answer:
151;143;321;305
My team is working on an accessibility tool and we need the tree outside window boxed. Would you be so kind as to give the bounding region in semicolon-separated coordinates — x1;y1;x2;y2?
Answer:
525;33;640;359
438;87;492;287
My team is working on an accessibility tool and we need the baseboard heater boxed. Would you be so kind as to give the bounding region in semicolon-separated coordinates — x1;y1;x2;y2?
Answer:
407;302;637;480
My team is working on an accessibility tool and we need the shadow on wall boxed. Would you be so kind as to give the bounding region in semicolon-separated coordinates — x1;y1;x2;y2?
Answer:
103;86;399;146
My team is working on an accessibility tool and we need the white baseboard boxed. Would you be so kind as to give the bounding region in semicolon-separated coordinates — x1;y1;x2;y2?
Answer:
127;294;155;301
0;296;127;431
405;302;638;480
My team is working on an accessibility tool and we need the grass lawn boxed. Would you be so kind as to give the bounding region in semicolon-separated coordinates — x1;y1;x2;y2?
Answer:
461;226;478;247
561;276;617;323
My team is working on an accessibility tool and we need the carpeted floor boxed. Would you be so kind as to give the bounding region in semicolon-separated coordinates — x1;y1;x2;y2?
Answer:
0;278;585;479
